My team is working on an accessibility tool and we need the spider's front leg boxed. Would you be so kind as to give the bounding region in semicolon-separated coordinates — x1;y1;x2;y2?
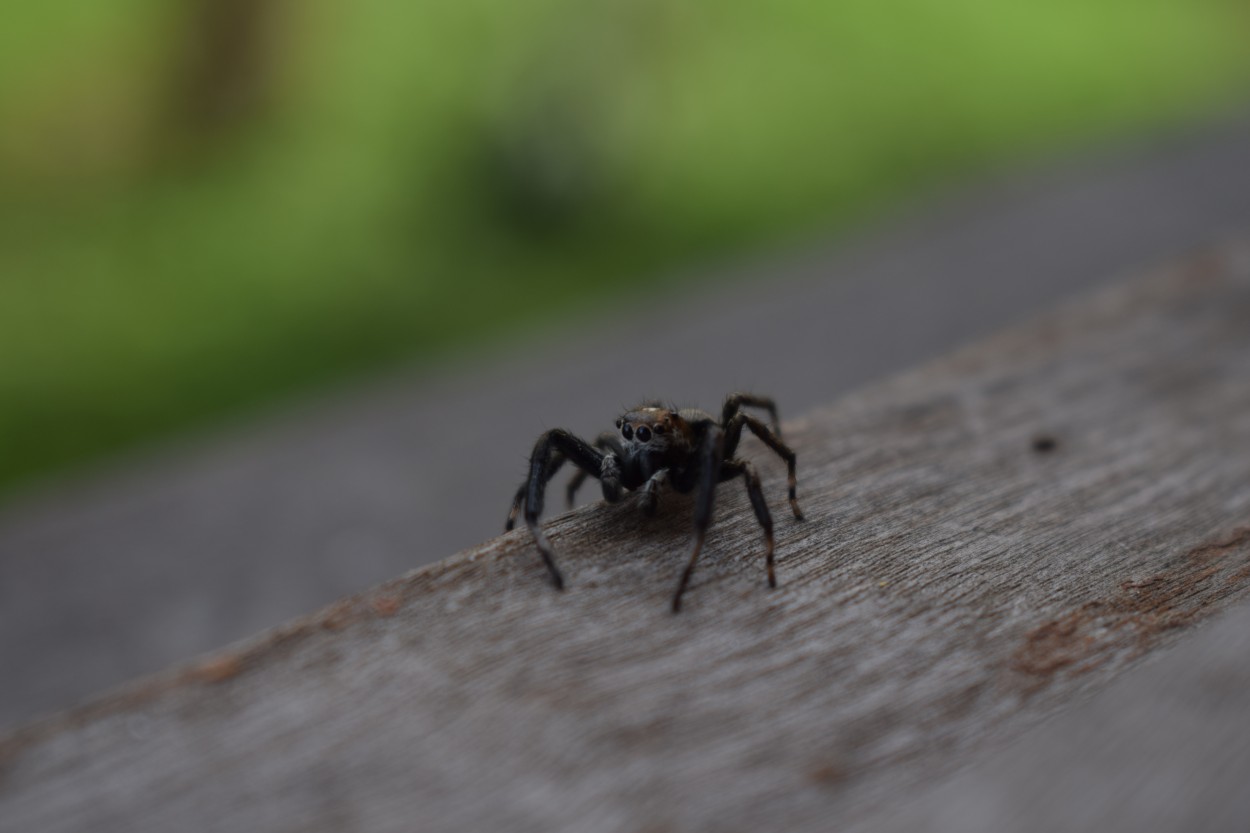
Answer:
506;452;564;532
671;427;725;613
509;429;619;590
720;459;777;587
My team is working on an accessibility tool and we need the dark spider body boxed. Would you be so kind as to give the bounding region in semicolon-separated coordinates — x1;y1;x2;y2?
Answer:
505;393;804;612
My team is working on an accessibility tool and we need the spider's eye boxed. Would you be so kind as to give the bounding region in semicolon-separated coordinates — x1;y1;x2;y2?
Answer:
615;419;622;429
636;426;652;442
621;424;633;440
653;424;666;434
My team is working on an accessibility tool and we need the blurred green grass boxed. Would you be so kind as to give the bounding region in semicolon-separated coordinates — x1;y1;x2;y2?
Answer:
2;0;1248;495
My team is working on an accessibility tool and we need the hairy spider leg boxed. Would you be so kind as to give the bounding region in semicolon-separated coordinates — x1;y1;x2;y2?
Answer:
565;431;624;508
671;427;725;613
722;392;782;438
506;452;565;532
719;459;777;587
723;413;804;521
520;429;623;590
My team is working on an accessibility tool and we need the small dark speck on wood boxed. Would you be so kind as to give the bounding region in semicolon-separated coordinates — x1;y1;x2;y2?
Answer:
1032;434;1058;453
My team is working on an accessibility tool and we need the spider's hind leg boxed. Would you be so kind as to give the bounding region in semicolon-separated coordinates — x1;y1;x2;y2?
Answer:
722;392;782;438
723;413;804;521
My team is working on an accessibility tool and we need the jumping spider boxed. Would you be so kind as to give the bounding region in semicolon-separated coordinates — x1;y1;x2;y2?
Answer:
505;393;804;612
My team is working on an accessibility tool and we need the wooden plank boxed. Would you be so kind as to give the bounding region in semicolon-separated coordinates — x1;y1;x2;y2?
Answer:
852;598;1250;832
2;241;1249;832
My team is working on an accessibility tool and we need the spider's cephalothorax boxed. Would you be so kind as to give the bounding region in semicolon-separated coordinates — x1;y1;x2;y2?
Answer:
505;393;804;612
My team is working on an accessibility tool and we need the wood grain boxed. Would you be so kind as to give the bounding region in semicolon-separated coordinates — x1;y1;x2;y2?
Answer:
2;241;1250;832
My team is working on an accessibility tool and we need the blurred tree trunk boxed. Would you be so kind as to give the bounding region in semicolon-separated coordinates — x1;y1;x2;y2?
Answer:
166;0;287;147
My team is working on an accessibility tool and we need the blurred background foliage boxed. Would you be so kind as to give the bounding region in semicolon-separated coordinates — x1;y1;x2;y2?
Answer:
1;0;1248;496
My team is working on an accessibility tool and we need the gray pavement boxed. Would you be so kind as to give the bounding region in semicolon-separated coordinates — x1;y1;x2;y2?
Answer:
4;111;1250;732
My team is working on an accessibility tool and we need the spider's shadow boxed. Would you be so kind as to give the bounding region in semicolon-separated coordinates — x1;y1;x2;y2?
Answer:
569;490;697;545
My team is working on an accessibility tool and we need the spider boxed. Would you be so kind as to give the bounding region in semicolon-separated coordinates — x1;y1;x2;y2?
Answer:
505;392;804;612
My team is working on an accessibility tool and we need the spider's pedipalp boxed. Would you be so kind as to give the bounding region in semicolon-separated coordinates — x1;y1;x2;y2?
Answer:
565;431;623;508
638;468;669;517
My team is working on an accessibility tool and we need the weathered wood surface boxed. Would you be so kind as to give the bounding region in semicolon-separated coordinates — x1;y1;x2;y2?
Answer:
2;242;1250;832
856;597;1250;833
